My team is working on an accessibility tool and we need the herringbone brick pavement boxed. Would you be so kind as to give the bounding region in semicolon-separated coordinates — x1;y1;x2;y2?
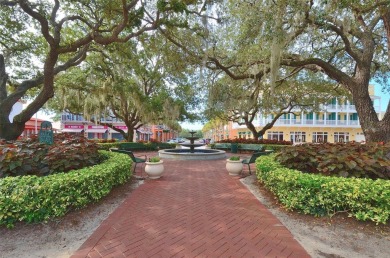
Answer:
72;155;310;258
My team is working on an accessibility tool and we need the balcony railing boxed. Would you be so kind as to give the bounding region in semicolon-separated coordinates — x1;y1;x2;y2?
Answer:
321;104;357;111
270;119;360;126
232;118;361;128
322;104;380;112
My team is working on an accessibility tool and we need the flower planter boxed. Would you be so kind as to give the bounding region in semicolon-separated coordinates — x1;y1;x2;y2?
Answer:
145;160;164;179
226;159;243;176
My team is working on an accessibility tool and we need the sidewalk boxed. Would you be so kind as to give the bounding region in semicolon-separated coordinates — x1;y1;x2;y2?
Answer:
72;156;310;258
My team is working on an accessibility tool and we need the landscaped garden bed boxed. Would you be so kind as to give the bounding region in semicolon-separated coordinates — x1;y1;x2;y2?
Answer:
0;150;132;228
255;150;390;224
0;134;101;177
0;134;133;228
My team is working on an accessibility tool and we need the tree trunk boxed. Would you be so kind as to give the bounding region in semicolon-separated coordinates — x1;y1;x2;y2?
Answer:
0;55;25;140
0;50;57;140
126;129;134;142
0;119;26;141
244;112;287;141
245;121;262;139
350;81;390;143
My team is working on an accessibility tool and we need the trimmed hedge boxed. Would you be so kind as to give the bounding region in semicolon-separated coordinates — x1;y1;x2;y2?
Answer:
255;155;390;224
97;142;120;150
262;144;288;152
0;151;132;228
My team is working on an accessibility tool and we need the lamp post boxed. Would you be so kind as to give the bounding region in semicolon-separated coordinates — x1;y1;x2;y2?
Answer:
35;112;38;135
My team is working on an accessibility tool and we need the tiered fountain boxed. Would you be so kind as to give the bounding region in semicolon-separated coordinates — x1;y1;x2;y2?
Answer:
158;131;226;160
179;131;204;153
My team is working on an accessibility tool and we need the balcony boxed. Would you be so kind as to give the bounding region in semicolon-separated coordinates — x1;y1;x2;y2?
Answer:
321;104;356;112
258;118;360;127
61;114;122;123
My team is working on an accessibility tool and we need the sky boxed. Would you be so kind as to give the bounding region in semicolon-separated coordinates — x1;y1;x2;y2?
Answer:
179;121;204;130
374;83;390;112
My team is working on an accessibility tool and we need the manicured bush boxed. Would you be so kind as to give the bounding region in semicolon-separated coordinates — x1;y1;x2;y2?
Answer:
0;134;100;177
0;151;132;228
275;142;390;179
119;142;150;150
156;142;176;150
262;144;289;152
97;142;120;150
255;155;390;224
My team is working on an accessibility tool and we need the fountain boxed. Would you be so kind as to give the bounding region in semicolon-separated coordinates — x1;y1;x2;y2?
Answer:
179;131;204;153
158;131;226;160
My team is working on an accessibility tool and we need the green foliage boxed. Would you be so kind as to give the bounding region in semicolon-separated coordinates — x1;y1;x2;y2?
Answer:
149;156;161;162
255;155;390;224
229;156;240;161
157;0;189;13
0;134;100;178
179;129;203;138
117;141;175;151
97;142;120;151
119;142;150;151
0;151;132;228
275;143;390;179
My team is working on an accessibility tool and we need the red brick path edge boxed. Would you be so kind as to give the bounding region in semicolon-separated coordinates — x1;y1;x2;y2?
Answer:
72;157;310;258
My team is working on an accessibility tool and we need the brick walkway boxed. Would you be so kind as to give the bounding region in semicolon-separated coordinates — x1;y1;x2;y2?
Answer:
72;156;310;258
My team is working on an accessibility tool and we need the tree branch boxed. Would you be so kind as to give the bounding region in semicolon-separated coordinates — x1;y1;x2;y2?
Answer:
281;56;352;87
18;1;55;46
313;19;362;63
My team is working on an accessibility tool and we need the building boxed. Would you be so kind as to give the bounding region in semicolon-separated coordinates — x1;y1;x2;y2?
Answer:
60;112;178;141
205;86;383;144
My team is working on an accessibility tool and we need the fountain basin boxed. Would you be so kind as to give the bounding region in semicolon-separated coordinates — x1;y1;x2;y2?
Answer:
180;143;204;148
159;149;226;160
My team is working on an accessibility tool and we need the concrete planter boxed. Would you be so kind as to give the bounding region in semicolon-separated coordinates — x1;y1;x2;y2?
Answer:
226;159;243;176
145;160;164;179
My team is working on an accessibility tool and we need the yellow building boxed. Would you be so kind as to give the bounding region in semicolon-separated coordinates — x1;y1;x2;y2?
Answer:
206;86;384;144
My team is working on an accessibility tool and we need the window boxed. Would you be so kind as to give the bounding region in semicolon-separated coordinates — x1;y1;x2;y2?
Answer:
312;132;328;143
267;131;284;141
328;113;336;120
290;132;306;143
334;132;349;143
350;113;358;120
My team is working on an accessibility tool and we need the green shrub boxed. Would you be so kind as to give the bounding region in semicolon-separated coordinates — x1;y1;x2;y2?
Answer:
229;156;240;161
97;142;120;150
0;151;132;228
263;144;288;152
119;142;150;150
255;156;390;224
275;142;390;179
149;156;161;162
0;134;100;177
